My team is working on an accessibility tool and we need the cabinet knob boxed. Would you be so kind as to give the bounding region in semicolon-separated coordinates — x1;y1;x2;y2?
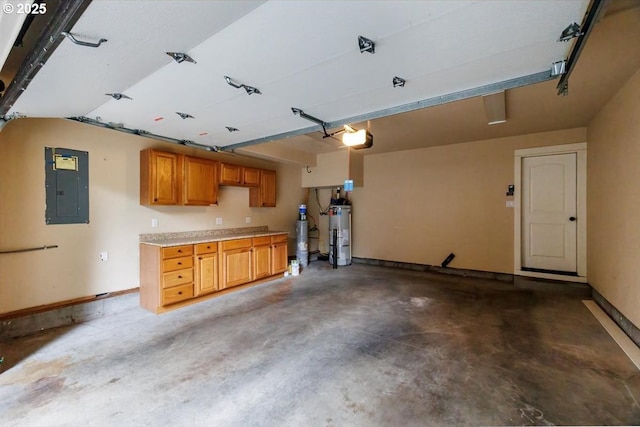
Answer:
178;291;182;295
177;262;182;265
178;275;182;278
177;249;182;253
154;198;158;202
207;246;211;249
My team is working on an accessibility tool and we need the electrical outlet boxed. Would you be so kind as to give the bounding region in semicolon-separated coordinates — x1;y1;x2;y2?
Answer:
245;216;251;224
100;251;108;261
216;217;223;225
151;218;158;228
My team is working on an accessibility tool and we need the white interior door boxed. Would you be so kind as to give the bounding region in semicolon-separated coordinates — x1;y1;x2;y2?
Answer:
522;153;577;273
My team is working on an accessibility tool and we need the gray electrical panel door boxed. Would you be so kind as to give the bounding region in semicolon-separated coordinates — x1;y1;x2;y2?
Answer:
45;147;89;224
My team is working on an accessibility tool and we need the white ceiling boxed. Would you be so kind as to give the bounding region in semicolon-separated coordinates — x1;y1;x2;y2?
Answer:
6;0;590;152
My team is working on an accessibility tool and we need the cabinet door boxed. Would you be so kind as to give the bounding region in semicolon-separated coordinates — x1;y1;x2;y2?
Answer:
141;149;181;205
219;163;242;185
183;156;218;205
196;252;218;296
253;244;271;279
243;167;260;187
250;169;276;207
222;248;252;288
271;241;288;274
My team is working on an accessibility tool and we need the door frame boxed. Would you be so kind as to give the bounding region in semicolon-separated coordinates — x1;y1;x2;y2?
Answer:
514;143;587;283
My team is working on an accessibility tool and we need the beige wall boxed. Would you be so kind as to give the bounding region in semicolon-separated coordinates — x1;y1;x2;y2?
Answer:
0;118;304;313
347;128;587;273
587;67;640;328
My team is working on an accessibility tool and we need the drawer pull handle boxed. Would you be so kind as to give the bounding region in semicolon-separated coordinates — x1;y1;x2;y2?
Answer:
207;246;211;249
177;262;182;265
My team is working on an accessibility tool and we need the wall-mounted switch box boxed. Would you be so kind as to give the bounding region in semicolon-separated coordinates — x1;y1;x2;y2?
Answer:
216;217;223;225
151;218;158;228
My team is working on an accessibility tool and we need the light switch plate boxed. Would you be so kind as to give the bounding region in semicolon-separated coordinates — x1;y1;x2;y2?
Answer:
100;251;108;261
506;200;515;208
216;217;223;225
245;217;251;224
151;218;158;228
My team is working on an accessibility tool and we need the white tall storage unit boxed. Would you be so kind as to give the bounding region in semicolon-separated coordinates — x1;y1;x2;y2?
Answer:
328;205;352;266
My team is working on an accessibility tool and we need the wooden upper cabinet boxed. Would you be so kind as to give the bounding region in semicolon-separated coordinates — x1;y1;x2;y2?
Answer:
183;156;218;206
219;163;242;185
250;169;276;207
140;149;181;205
242;167;260;187
219;163;260;187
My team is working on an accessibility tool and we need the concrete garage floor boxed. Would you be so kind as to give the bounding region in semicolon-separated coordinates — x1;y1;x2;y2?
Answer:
1;263;639;426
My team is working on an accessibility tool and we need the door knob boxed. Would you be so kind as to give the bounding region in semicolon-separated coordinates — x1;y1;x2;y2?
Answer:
569;216;576;221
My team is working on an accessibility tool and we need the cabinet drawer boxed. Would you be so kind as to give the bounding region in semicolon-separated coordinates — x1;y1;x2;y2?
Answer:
162;268;194;289
222;238;252;251
162;283;194;306
252;236;271;246
162;256;193;272
271;234;288;244
162;245;193;259
195;242;218;254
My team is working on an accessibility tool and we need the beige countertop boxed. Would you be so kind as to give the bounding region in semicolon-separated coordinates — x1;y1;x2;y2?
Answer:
139;227;288;247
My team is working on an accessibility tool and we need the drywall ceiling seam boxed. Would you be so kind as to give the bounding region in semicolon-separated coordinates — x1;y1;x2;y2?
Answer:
0;0;92;117
223;70;555;151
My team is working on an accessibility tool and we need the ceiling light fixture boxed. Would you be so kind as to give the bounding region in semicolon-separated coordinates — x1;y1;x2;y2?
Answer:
392;76;406;88
166;52;196;64
358;35;375;54
558;22;583;42
224;76;262;95
342;128;373;149
550;60;567;77
176;112;194;119
106;93;132;100
226;126;239;132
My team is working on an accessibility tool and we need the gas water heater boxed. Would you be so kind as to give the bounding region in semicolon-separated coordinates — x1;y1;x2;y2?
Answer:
329;205;352;266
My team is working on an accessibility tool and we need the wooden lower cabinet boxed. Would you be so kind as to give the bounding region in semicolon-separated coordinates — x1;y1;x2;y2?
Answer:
253;236;272;280
140;243;194;313
140;233;288;313
221;238;253;289
195;242;219;296
271;234;288;274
